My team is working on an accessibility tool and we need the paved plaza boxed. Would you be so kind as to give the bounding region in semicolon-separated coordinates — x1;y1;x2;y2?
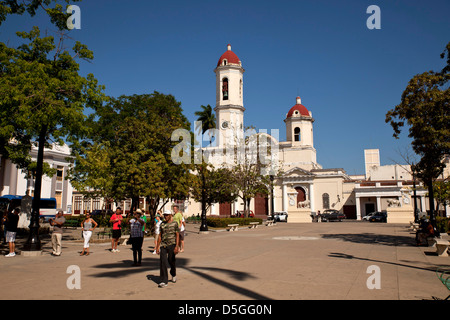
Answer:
1;221;449;301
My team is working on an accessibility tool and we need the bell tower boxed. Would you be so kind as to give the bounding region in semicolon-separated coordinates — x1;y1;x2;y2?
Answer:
214;44;245;147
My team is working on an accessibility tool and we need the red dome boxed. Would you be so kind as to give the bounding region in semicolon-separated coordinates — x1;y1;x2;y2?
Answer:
217;44;241;67
286;97;310;118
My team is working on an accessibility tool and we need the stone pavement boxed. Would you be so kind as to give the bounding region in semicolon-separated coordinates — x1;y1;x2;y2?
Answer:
0;221;449;301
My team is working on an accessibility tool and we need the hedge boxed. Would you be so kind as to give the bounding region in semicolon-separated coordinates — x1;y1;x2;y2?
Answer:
436;216;450;234
206;217;263;228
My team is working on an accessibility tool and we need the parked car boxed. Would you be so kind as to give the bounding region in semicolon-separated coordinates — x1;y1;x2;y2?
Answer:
320;209;346;222
362;211;377;221
369;212;387;222
273;211;288;222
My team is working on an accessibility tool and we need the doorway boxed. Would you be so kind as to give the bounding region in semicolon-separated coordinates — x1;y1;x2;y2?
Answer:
365;203;375;215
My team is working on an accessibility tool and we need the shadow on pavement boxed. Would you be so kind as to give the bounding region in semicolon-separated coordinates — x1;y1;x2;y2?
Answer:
321;232;416;247
89;255;270;299
328;252;437;273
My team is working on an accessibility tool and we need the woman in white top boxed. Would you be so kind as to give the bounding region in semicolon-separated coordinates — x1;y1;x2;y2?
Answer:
80;212;98;256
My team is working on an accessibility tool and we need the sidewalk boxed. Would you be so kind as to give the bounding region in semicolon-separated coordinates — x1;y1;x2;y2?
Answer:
0;221;449;300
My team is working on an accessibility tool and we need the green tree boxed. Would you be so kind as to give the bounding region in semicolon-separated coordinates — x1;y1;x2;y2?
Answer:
69;93;192;219
0;27;105;250
190;163;237;212
194;104;216;134
194;104;216;146
0;0;104;251
386;42;450;228
433;180;450;216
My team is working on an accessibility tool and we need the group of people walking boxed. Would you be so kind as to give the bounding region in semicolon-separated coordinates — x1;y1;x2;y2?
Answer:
111;204;186;288
1;204;186;289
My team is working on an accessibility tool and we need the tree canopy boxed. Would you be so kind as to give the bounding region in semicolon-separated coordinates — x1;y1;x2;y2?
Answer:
69;92;192;215
0;27;104;177
386;41;450;226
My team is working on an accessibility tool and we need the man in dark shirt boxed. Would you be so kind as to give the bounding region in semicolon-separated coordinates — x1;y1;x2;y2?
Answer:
5;207;20;257
156;210;180;288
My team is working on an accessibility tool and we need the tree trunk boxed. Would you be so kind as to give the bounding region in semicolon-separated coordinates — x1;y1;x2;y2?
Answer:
427;178;437;230
23;127;46;251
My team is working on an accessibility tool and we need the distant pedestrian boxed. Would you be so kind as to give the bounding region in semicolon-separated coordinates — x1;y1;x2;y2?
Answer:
49;210;65;256
156;210;180;288
172;205;185;252
80;212;97;256
110;207;123;253
129;210;145;266
5;207;20;257
179;215;185;253
172;204;182;227
1;210;7;244
153;210;162;255
138;208;147;235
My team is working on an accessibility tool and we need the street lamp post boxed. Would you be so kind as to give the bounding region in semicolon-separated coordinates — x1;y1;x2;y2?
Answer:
270;174;274;220
412;163;419;223
200;166;208;232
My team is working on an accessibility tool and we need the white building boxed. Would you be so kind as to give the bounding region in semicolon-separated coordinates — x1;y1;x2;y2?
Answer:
0;143;73;213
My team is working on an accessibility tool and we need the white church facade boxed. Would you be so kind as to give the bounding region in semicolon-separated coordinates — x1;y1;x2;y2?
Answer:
194;44;360;221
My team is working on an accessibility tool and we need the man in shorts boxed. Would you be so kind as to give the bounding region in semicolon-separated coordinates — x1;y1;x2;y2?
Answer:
5;207;20;257
110;207;123;253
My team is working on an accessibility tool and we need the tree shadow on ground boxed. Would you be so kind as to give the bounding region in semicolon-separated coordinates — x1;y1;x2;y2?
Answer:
89;250;270;300
321;232;416;247
328;252;441;273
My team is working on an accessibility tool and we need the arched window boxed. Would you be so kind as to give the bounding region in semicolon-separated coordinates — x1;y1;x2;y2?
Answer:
322;193;330;209
239;79;242;99
222;78;228;100
294;127;300;141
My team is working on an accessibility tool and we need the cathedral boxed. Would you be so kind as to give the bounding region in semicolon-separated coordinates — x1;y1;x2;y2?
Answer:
200;44;353;222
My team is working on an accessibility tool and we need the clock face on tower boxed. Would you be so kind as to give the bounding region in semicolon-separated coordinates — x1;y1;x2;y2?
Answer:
221;121;229;129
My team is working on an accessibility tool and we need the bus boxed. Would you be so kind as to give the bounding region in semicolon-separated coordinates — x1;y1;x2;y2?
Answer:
0;195;57;221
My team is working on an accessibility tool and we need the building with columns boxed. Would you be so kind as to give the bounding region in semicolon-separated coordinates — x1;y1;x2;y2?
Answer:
194;44;449;221
199;44;354;220
0;143;73;213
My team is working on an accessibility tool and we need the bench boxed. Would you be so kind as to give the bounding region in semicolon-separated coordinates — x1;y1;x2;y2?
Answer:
434;268;450;300
265;220;274;227
97;228;112;240
430;239;450;256
64;220;80;229
248;222;259;229
227;224;239;232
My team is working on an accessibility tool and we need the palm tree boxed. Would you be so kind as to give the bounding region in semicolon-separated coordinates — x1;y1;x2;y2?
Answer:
194;104;216;145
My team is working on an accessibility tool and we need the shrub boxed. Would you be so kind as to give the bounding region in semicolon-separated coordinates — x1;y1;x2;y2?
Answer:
206;217;263;228
436;216;449;234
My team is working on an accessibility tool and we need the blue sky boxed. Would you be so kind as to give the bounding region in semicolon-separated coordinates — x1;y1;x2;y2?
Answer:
1;0;449;175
